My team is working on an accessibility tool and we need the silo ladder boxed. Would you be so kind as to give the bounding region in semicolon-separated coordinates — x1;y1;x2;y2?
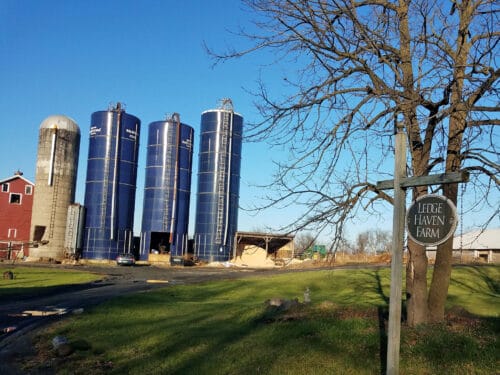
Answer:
215;111;230;244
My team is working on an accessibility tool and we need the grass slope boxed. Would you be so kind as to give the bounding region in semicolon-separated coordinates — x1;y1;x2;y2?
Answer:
25;266;500;374
0;265;102;299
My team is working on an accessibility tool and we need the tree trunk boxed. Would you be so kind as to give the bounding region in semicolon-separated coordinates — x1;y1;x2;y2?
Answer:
413;0;471;325
427;181;459;322
428;236;454;322
406;240;429;325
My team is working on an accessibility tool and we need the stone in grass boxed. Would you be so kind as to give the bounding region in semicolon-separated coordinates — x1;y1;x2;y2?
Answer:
267;297;285;307
265;297;301;311
52;336;73;357
263;297;305;323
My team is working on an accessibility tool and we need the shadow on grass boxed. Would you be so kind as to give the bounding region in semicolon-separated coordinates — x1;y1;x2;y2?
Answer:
0;281;109;303
402;314;500;374
452;265;500;294
373;269;390;305
364;268;408;374
26;266;500;374
372;269;389;375
58;283;382;374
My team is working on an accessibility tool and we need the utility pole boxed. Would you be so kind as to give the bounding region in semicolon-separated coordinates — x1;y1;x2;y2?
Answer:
386;123;406;375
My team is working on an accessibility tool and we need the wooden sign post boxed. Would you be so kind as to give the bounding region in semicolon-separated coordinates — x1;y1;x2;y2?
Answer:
385;125;406;375
377;127;468;375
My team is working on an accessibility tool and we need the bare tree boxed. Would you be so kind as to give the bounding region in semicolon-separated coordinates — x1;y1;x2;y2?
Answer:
294;232;316;257
210;0;499;325
355;232;369;254
355;229;391;253
367;229;392;254
376;230;392;253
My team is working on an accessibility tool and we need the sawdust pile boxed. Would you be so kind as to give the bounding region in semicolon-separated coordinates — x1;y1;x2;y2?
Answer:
231;246;276;268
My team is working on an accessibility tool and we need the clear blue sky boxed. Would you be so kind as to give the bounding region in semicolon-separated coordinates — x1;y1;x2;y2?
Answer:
1;1;496;243
0;0;303;237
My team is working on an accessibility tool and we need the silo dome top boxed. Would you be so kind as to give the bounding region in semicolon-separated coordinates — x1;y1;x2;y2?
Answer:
39;115;80;134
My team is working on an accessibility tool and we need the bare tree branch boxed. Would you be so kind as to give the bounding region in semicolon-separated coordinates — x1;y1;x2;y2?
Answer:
208;0;499;324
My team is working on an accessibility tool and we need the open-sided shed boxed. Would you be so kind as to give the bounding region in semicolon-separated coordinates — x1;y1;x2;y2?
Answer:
233;231;295;262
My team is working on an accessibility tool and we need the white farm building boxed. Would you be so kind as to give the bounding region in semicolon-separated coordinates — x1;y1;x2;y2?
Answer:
426;228;500;263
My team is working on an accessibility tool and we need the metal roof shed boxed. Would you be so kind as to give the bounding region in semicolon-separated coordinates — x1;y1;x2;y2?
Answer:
233;231;295;260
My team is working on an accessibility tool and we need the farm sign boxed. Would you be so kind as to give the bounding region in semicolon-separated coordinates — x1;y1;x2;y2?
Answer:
406;194;458;246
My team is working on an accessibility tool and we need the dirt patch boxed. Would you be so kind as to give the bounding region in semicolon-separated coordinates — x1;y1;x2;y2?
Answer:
20;332;111;375
444;306;485;333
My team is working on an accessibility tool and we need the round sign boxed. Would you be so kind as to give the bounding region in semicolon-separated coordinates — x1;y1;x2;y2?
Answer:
406;194;458;246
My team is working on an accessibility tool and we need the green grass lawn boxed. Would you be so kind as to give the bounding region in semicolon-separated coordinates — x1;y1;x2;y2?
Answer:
24;265;500;374
0;265;102;299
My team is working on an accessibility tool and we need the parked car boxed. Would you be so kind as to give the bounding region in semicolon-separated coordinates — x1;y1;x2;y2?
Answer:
116;253;135;266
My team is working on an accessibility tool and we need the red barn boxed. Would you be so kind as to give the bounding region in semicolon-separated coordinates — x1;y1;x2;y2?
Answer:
0;171;34;259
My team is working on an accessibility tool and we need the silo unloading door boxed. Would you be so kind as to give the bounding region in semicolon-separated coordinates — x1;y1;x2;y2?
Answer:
33;226;46;242
150;232;171;254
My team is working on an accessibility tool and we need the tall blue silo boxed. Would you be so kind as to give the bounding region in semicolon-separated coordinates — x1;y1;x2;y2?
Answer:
140;114;194;261
82;103;141;260
194;99;243;262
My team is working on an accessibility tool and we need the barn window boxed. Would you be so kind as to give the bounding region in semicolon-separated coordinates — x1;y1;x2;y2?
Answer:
1;183;8;192
25;185;33;195
9;193;21;204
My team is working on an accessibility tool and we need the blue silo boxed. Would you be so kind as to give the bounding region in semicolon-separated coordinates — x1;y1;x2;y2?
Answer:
82;103;141;260
140;114;194;261
194;99;243;262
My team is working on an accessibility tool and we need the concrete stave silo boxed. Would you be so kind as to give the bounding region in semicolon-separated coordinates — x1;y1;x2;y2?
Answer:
82;103;140;261
30;115;80;260
194;99;243;262
140;114;194;261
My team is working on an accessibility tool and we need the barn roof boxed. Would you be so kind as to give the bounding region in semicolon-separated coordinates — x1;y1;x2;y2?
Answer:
0;172;34;186
453;228;500;250
234;231;294;253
